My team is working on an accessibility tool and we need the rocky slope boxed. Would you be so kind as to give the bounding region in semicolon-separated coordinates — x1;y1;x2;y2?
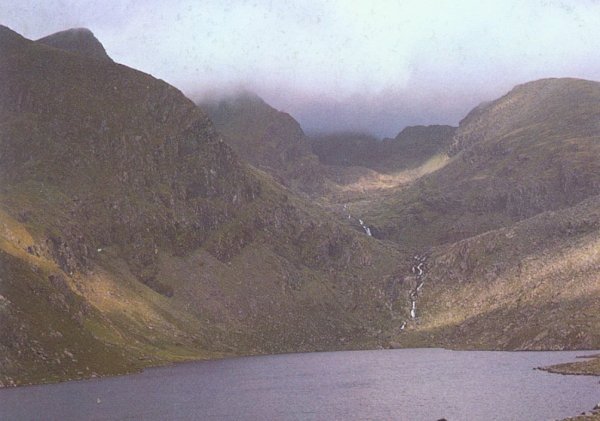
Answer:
392;194;600;350
200;92;324;194
0;26;415;386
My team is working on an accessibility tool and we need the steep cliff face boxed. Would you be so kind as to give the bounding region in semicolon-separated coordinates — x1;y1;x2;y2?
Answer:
366;78;600;247
201;92;324;194
36;28;113;61
0;26;410;386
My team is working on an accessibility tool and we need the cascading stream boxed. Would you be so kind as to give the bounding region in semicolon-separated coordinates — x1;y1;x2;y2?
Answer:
342;203;427;333
342;204;372;236
404;254;427;327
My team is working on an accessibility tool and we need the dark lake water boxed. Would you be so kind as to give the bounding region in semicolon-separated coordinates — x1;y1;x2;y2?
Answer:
0;349;598;420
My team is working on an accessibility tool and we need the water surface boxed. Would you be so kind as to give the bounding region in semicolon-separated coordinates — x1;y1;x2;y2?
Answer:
0;348;598;420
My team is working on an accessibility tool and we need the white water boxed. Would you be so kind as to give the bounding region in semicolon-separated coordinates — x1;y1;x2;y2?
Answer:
403;255;427;326
416;263;423;276
341;204;424;329
343;205;372;237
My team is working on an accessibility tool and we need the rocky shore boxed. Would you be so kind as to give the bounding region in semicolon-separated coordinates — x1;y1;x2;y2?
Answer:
542;355;600;420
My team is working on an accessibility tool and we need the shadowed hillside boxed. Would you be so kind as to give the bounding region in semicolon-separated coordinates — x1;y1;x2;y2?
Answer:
310;125;455;173
200;92;325;194
0;26;413;386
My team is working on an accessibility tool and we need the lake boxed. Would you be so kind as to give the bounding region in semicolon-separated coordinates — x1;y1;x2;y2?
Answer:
0;349;598;420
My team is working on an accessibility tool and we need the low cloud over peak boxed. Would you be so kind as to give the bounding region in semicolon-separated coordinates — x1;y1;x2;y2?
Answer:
4;0;600;136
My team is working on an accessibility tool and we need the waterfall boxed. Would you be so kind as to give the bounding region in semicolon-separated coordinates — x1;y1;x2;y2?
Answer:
401;254;428;330
358;218;372;236
343;204;373;236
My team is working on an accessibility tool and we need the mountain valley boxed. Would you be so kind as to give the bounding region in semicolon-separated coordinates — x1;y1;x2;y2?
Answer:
1;24;599;393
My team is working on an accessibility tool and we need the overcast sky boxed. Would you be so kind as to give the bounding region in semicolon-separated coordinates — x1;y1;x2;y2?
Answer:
3;0;600;136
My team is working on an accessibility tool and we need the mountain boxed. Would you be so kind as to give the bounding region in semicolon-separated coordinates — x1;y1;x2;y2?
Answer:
311;125;455;173
196;76;600;353
0;26;412;386
36;28;112;61
200;92;324;193
310;132;380;167
357;78;600;350
365;78;600;247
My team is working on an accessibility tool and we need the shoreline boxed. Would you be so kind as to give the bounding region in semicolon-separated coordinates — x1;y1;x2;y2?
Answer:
541;355;600;420
2;346;600;389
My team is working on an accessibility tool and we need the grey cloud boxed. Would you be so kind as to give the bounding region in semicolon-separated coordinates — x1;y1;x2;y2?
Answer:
3;0;600;137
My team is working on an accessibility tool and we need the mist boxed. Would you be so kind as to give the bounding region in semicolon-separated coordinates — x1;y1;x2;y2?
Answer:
4;0;600;137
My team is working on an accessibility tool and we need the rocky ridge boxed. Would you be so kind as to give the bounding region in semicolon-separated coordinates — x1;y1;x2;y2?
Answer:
36;27;113;61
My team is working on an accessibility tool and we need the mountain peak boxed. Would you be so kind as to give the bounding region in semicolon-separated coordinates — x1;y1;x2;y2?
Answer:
450;77;600;156
36;27;112;61
0;25;27;49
